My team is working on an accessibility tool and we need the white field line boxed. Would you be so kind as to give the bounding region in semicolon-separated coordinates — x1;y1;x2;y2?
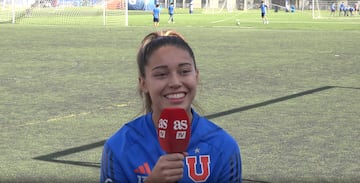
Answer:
2;103;129;129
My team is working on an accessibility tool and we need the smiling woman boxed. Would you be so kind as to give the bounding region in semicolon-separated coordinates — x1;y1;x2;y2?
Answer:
141;45;198;114
99;29;242;183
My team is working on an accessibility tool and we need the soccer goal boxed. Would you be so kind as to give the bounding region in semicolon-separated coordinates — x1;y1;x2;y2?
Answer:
202;0;236;13
303;0;359;19
0;0;128;25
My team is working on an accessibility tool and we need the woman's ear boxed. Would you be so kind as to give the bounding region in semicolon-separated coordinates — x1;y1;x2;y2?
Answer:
195;69;200;83
138;77;148;93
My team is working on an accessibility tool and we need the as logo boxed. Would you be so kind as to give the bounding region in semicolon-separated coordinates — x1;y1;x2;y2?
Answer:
173;119;188;130
158;119;168;129
186;155;210;182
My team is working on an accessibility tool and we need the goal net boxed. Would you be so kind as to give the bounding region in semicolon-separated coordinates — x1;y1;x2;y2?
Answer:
303;0;359;19
202;0;236;13
0;0;128;25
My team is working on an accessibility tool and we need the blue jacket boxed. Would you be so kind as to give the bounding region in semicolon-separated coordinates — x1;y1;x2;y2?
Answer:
100;109;242;183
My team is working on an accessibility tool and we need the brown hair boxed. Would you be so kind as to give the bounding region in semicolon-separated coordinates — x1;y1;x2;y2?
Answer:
136;30;197;114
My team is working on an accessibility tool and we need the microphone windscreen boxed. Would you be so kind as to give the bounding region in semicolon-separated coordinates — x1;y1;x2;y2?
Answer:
157;108;191;153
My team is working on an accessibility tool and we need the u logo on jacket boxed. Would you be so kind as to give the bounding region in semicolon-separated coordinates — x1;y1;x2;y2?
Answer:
186;155;211;182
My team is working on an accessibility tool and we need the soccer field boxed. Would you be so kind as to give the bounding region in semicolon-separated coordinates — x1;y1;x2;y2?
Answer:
0;10;359;183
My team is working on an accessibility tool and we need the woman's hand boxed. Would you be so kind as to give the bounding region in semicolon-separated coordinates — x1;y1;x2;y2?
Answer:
145;152;188;183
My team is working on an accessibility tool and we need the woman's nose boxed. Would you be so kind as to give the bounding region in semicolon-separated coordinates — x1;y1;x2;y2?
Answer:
168;73;181;88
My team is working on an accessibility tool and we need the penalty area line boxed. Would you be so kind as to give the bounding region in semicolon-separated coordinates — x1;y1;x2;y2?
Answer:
211;16;237;24
2;103;130;129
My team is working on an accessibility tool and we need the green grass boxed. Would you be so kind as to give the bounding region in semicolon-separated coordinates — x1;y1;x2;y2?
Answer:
0;10;359;183
3;6;360;29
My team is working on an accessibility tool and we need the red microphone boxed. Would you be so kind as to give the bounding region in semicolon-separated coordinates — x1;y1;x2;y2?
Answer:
157;108;191;153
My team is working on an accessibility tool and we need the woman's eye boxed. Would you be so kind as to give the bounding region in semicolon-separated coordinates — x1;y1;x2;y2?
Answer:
154;72;167;78
180;69;191;75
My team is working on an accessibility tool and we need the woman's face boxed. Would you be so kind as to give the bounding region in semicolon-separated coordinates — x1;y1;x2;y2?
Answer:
139;45;199;118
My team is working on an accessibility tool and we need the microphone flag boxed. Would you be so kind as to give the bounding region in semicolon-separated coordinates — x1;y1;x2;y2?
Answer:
157;108;191;153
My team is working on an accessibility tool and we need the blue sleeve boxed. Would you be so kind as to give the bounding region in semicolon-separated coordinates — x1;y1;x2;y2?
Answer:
219;145;242;183
100;142;127;183
209;136;242;183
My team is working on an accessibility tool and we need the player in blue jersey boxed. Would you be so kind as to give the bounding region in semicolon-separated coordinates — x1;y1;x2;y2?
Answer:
168;2;175;24
153;4;161;27
259;1;269;24
100;30;242;183
339;2;345;16
330;2;336;16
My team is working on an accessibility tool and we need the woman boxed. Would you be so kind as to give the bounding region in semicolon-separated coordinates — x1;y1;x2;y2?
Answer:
100;30;242;183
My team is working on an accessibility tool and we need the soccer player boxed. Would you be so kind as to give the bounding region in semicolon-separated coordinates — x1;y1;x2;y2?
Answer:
339;2;345;16
100;30;242;183
344;5;349;16
189;0;193;14
152;4;160;27
168;2;175;23
330;2;336;16
349;5;354;16
259;1;269;24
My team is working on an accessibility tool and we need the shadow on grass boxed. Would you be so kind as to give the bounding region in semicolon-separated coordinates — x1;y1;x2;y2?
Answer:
33;140;105;168
33;85;359;182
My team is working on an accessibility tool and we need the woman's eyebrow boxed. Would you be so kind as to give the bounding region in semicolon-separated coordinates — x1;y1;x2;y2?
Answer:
152;65;168;71
179;62;192;67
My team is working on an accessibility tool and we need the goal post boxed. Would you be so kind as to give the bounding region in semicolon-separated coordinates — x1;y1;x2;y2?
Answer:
309;0;355;19
311;0;321;19
0;0;129;26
